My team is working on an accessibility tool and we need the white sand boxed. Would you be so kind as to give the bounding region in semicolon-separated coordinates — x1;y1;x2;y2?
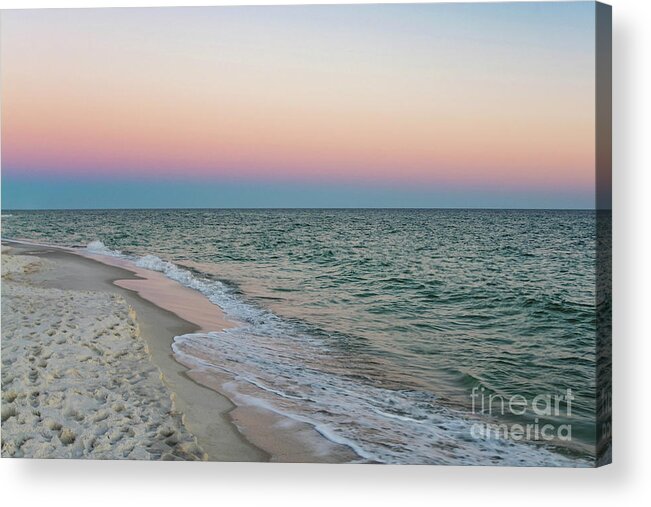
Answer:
1;248;206;460
2;242;354;462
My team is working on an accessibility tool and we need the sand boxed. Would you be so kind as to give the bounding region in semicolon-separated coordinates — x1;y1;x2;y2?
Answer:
1;241;358;463
1;247;205;460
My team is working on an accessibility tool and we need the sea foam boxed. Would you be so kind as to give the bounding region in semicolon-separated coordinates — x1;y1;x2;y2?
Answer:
82;239;590;466
85;240;123;257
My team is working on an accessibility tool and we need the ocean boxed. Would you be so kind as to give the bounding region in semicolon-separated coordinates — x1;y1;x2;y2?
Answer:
2;209;598;465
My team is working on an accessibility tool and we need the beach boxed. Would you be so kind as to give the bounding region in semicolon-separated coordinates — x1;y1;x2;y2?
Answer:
1;244;206;459
0;0;609;471
1;241;358;462
0;209;598;466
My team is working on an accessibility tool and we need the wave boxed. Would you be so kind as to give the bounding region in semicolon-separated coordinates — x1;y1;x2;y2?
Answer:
82;240;588;466
173;328;585;466
85;240;122;256
82;241;273;325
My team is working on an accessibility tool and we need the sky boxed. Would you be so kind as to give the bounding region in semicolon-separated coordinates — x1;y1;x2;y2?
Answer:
1;3;598;209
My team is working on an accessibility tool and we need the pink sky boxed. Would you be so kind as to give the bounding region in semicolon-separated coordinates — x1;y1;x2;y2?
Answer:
1;5;596;195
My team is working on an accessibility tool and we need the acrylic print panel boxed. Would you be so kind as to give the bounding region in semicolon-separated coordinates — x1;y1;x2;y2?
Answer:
0;2;612;466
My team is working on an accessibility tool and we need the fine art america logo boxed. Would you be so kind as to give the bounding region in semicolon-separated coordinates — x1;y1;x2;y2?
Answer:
469;385;574;442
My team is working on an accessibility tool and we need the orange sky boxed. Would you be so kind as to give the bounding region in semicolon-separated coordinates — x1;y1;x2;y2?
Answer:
1;4;597;203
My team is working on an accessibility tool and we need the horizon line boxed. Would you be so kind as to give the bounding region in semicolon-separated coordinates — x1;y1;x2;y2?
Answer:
1;206;601;212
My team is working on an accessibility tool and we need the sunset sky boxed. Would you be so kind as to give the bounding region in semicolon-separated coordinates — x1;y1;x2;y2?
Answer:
1;3;597;209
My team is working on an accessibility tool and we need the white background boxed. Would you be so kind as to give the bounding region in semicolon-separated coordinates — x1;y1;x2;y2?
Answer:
0;0;648;505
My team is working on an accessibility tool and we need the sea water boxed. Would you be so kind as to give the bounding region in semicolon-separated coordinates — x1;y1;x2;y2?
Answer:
2;209;599;465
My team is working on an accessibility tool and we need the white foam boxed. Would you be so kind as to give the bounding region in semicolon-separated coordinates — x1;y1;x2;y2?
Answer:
80;240;589;466
172;329;588;466
85;240;123;257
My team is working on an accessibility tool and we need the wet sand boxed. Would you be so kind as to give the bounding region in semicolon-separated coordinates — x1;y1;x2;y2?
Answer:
2;240;358;463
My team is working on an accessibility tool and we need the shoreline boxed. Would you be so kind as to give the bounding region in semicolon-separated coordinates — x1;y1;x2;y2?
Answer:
1;237;593;466
2;240;359;463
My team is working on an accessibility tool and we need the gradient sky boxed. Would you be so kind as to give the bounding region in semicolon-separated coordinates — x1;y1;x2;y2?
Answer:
1;3;598;209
